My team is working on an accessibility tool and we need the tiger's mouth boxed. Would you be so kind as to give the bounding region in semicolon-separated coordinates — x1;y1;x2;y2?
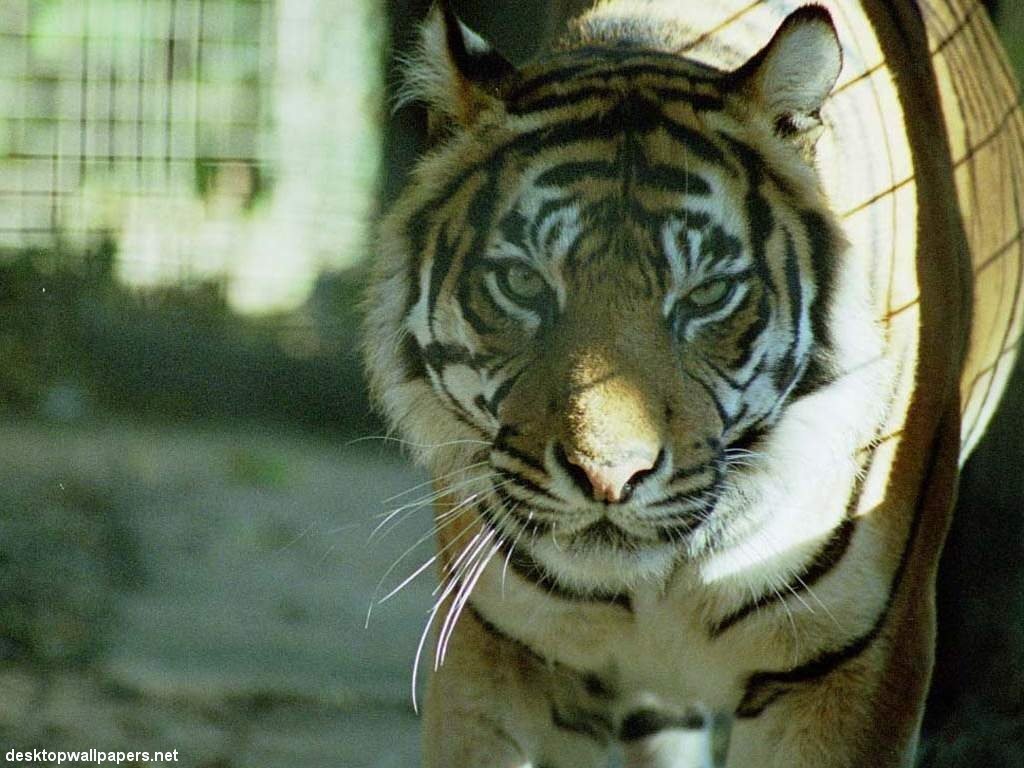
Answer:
485;470;723;552
572;518;640;549
476;463;733;594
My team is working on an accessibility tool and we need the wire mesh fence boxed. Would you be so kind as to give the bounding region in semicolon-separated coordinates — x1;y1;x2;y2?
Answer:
0;0;379;314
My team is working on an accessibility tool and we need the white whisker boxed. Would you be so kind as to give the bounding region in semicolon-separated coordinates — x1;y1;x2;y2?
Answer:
501;510;524;598
369;473;494;542
432;530;494;667
409;529;489;713
380;461;490;505
366;482;514;620
376;553;440;606
438;528;503;668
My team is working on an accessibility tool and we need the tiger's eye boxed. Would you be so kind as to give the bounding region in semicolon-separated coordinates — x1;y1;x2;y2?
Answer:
504;264;547;302
685;279;731;308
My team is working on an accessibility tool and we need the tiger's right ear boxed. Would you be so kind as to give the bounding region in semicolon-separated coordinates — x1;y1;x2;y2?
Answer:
397;2;517;134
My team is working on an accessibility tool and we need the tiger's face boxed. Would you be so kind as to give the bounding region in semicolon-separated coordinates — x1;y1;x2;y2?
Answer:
367;6;851;591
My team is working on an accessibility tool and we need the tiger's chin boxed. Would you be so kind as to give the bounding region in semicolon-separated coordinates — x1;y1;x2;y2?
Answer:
524;520;683;596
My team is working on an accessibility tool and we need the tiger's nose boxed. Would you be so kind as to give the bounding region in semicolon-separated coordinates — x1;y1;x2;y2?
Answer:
556;445;663;504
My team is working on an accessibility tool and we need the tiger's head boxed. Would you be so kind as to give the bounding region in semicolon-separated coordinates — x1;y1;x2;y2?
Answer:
366;4;881;593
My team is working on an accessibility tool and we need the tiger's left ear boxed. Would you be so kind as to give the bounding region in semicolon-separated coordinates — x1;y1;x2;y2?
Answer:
398;2;517;135
731;5;842;147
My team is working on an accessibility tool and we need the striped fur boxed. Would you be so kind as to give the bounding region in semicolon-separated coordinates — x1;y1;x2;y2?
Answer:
363;1;1022;766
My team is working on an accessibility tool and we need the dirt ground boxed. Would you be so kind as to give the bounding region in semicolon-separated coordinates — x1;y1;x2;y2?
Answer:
0;417;433;767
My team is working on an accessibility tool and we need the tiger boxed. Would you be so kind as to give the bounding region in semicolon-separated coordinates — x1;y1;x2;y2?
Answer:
362;0;1024;765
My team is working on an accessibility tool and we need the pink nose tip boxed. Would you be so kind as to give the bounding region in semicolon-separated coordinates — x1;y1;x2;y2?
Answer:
560;448;660;503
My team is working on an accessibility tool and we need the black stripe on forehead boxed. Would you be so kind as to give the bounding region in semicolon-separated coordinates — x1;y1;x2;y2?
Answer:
535;160;618;188
698;220;744;265
555;198;717;285
408;100;729;246
716;132;795;200
534;157;713;201
641;163;712;196
512;96;726;169
494;195;580;259
572;198;662;253
654;118;727;166
587;90;728;169
507;48;725;107
511;85;724;115
494;175;716;277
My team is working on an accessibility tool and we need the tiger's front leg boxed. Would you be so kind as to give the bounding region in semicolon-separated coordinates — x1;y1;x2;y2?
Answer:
422;605;611;768
423;605;727;768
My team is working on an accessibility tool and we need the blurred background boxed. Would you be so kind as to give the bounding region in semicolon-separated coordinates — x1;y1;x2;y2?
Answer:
0;1;1020;766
